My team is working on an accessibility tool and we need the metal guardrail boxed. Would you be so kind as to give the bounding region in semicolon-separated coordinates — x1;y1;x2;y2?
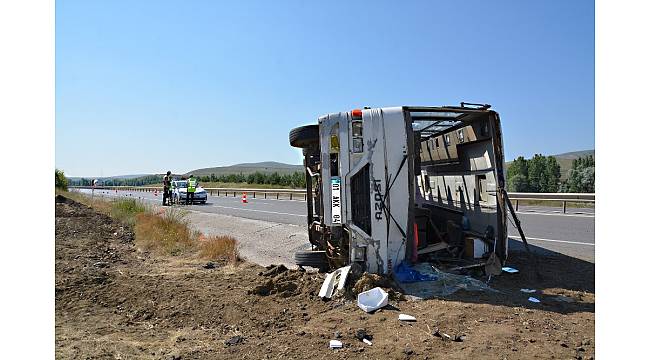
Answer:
507;192;595;213
71;186;309;201
70;186;594;213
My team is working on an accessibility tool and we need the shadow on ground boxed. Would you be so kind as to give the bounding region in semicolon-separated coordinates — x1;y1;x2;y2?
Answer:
399;240;594;315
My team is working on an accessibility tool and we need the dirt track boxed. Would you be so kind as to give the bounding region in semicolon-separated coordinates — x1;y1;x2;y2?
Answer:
56;196;594;359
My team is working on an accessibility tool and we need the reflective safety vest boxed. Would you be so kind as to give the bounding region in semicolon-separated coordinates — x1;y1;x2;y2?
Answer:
187;178;197;193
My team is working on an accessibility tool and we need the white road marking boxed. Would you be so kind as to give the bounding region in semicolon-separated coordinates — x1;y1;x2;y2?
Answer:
210;204;306;217
515;210;594;218
509;236;595;246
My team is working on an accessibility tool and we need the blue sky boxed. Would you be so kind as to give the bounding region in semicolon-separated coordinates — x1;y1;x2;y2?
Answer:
56;0;594;177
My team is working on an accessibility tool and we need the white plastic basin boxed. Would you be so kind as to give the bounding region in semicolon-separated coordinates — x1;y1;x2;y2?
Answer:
357;287;389;313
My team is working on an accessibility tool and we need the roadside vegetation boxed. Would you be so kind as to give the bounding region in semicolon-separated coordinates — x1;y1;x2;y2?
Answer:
135;208;197;256
147;181;295;189
69;171;307;189
55;169;68;190
199;235;239;263
57;190;239;264
507;154;595;193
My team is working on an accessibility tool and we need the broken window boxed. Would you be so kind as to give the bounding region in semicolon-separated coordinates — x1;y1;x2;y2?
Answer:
350;164;371;235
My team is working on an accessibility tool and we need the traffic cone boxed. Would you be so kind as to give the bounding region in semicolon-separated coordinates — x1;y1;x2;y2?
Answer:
242;192;248;204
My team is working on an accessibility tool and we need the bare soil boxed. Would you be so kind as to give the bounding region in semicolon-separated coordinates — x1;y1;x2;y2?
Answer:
56;195;594;359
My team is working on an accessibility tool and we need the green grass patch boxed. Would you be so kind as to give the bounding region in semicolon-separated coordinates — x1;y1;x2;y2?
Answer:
110;198;148;225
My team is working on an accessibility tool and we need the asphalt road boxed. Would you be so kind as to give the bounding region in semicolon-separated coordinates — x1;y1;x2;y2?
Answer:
77;188;595;263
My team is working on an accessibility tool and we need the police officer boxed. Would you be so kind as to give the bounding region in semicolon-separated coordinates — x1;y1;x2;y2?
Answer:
170;179;177;205
162;171;172;206
186;174;197;205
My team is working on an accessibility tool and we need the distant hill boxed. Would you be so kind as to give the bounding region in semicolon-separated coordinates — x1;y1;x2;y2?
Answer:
185;161;303;177
505;149;594;180
551;149;595;160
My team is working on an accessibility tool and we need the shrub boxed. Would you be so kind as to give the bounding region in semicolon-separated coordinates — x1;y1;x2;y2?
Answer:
199;235;239;264
55;169;68;190
135;208;198;255
110;198;147;225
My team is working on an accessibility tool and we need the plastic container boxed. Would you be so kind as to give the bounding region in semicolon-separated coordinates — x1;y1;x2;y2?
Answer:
357;287;389;313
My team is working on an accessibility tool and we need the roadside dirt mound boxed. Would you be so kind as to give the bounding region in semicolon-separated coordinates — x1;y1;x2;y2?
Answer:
251;264;323;298
351;272;404;301
56;194;594;359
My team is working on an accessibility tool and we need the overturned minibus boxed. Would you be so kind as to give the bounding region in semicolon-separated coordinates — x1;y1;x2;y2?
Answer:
289;104;509;275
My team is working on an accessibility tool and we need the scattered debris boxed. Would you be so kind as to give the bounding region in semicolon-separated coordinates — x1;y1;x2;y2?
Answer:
397;263;495;298
329;340;343;349
394;262;437;283
520;288;536;293
484;252;503;276
355;328;373;342
318;265;351;299
528;297;541;303
203;262;216;269
362;338;372;346
433;328;453;341
453;334;466;342
224;335;244;346
357;287;389;313
398;314;417;322
403;346;414;355
554;295;576;303
502;267;519;274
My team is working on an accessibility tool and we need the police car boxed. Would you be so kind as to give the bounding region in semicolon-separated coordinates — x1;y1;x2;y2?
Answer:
171;180;208;204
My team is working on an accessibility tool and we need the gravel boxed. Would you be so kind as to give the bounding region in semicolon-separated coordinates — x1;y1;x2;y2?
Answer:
185;210;311;268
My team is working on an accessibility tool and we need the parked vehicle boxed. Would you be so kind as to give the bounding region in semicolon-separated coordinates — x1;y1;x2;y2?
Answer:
172;180;208;204
289;104;509;275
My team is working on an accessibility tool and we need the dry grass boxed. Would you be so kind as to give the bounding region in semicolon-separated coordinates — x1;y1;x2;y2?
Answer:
198;234;239;264
135;207;199;256
57;189;240;262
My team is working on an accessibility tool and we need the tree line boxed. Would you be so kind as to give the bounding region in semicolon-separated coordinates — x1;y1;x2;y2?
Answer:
67;175;164;187
562;155;595;193
64;171;307;188
197;171;306;188
506;154;594;193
